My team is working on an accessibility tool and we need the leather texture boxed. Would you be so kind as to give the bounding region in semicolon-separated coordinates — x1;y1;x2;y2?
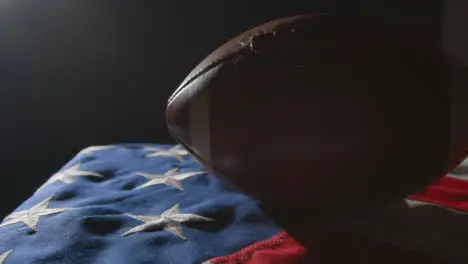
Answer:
166;14;455;219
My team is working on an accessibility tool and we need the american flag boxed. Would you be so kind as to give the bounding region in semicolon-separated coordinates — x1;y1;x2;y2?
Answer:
1;144;468;263
0;144;304;264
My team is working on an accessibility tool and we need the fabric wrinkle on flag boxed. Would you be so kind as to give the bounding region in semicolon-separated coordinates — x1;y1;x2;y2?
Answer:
1;144;468;263
0;144;283;264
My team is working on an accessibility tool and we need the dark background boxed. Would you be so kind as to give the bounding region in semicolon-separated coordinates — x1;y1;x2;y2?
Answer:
0;0;447;217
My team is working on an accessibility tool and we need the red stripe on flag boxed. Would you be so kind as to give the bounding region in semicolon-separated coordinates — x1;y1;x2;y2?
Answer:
207;231;307;264
408;176;468;212
207;173;468;264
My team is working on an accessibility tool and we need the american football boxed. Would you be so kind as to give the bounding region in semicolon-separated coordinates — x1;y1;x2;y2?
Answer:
166;14;457;218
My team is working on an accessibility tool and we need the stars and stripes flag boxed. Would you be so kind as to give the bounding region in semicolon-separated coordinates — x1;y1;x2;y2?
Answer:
1;143;468;263
0;144;305;264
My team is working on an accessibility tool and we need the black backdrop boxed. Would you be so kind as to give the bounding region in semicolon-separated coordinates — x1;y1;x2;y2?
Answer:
0;0;444;217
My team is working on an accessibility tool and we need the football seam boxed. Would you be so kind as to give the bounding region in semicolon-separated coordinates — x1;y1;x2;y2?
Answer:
168;14;327;104
167;47;249;104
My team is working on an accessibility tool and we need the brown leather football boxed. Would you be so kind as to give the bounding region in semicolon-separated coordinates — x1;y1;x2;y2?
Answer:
166;14;459;218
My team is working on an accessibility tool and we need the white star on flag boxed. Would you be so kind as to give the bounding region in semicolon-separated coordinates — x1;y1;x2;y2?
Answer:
144;145;189;162
136;168;206;191
78;145;115;156
0;196;69;231
37;163;104;192
0;250;12;264
122;204;214;239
